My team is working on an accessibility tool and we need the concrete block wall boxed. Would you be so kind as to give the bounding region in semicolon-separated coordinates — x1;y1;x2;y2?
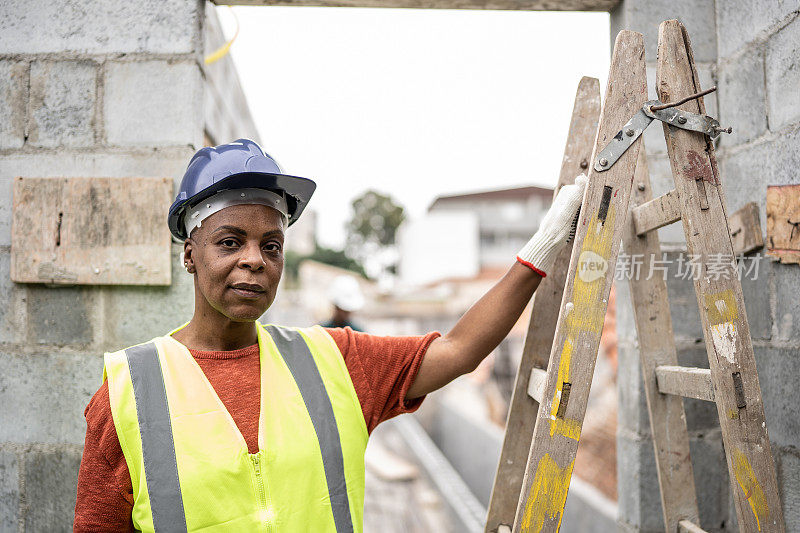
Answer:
612;1;800;531
0;0;207;529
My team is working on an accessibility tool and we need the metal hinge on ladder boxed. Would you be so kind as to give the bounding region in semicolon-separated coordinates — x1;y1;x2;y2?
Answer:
594;86;732;172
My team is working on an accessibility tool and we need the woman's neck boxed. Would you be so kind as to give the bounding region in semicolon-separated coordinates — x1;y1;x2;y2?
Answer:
171;307;259;351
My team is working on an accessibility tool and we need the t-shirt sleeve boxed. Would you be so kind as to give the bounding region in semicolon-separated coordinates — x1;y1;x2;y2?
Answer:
325;326;441;434
74;381;136;533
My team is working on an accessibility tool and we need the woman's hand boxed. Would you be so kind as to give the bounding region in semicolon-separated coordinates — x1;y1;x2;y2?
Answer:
406;175;587;399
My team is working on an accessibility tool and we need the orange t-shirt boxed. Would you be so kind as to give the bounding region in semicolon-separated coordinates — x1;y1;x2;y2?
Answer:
73;326;439;532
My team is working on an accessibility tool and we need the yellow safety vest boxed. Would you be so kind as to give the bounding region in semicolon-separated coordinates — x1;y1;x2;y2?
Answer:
103;322;369;532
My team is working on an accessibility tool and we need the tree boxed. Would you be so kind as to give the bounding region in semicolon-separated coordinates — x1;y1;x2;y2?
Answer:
345;190;406;279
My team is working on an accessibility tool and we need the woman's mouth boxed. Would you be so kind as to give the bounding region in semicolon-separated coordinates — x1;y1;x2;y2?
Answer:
230;284;265;298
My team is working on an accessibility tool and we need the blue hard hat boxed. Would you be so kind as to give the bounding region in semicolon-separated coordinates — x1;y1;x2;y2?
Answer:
168;139;316;240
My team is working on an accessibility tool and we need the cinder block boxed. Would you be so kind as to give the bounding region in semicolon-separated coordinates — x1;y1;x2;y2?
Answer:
0;351;99;444
614;277;636;344
717;0;799;57
755;346;800;450
689;431;730;530
0;451;19;532
0;0;201;55
103;247;194;348
27;286;95;345
0;148;193;247
739;255;772;341
774;262;800;341
610;0;717;63
767;16;800;131
0;60;28;150
28;61;97;148
616;432;664;532
778;450;800;533
617;342;651;436
23;447;82;532
718;46;768;145
0;250;26;345
104;60;202;147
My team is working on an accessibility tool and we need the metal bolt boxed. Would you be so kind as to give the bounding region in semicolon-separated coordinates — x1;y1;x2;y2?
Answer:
580;159;588;169
599;158;609;167
94;268;100;274
637;183;645;191
625;128;635;137
677;116;687;125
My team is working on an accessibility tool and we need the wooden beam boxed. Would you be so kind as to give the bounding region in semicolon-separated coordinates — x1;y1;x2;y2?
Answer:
678;520;709;533
212;0;619;11
729;201;764;256
632;189;682;236
526;368;547;404
657;19;785;532
513;30;646;533
655;366;715;402
484;76;601;533
622;148;701;531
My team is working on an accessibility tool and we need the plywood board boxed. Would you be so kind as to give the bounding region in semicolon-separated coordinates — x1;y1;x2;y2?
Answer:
766;184;800;264
11;177;173;286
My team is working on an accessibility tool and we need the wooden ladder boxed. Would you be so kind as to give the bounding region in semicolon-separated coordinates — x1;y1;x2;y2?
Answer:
485;20;786;533
621;20;785;533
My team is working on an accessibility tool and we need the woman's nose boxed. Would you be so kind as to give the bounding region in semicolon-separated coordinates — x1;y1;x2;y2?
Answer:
238;242;266;270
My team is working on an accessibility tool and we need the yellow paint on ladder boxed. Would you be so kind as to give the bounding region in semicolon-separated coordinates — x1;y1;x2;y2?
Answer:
547;205;616;441
520;454;575;533
522;204;617;532
732;448;769;531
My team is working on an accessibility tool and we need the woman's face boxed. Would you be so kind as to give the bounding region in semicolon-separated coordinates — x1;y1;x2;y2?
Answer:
184;204;285;322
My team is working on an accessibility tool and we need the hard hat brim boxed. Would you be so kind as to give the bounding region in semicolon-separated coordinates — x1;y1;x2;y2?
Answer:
168;171;316;241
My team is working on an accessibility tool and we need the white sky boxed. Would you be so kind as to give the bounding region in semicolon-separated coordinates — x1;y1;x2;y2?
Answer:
216;6;610;248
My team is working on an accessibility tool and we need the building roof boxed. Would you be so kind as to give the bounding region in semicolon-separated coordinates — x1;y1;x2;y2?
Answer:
428;185;553;211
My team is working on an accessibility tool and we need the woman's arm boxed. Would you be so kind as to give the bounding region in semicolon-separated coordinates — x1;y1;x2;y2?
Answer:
407;174;587;399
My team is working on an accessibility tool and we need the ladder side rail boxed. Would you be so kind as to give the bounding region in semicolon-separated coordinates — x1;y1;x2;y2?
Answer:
512;30;647;533
484;76;601;533
657;19;785;532
623;146;701;530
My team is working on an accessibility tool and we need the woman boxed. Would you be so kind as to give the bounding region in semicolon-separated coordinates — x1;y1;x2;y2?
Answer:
74;139;586;532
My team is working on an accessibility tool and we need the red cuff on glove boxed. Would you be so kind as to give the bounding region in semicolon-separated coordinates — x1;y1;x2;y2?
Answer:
516;256;547;278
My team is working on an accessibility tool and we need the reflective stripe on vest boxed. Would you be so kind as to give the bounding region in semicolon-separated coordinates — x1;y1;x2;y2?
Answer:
106;323;367;532
263;325;353;533
124;343;187;533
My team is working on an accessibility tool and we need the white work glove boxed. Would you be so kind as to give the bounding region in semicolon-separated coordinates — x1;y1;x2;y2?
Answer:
516;174;588;276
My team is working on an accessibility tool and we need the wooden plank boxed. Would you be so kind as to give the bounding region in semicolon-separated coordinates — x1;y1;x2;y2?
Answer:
512;31;646;533
657;19;785;532
655;366;715;402
11;177;173;286
526;368;547;404
622;146;701;531
214;0;619;11
484;76;601;533
678;519;709;533
766;184;800;263
632;189;681;236
729;201;764;256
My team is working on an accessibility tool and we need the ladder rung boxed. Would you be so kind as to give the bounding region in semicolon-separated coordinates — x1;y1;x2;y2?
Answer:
678;519;709;533
632;189;681;236
655;366;715;402
526;368;548;404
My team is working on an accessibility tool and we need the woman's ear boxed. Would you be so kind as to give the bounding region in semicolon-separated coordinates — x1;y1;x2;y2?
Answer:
183;239;196;274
